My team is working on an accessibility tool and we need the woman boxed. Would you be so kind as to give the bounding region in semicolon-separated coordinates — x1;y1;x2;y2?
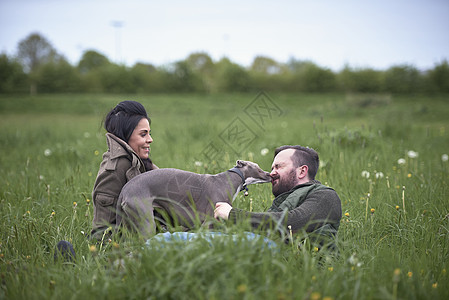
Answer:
90;100;157;240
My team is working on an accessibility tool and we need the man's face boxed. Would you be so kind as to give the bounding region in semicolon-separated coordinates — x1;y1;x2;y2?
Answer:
270;149;299;197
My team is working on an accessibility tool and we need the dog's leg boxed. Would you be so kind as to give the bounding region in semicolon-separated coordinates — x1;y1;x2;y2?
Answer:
119;194;156;239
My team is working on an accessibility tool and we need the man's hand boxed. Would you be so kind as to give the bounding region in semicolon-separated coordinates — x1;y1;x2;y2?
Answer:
214;202;232;220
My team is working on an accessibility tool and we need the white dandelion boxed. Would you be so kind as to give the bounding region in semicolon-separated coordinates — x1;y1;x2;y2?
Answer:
194;161;203;167
84;132;91;138
442;154;448;162
361;170;370;179
260;148;269;156
397;158;406;165
407;150;418;159
44;149;52;157
375;172;384;179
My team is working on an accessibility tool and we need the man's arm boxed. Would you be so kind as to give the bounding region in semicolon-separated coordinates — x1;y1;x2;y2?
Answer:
215;189;342;234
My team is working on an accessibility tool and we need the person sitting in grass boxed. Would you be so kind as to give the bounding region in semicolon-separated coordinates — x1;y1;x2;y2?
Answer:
214;145;342;250
90;100;158;240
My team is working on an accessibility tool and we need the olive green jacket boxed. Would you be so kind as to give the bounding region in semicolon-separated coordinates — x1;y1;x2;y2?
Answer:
91;133;156;236
228;180;342;243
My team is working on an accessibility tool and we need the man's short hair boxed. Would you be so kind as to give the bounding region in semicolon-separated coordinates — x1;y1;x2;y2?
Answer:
274;145;319;180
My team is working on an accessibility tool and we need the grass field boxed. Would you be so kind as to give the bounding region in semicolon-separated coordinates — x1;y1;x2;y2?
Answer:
0;92;448;299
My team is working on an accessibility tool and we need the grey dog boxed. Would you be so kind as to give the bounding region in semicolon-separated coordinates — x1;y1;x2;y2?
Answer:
116;160;272;238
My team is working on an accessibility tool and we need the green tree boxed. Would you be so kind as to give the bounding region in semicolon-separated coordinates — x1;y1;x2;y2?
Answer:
16;32;61;94
427;60;449;93
0;53;28;93
215;57;251;92
384;65;422;94
37;58;81;93
162;61;201;92
130;63;169;93
185;52;215;92
338;66;383;93
287;59;336;92
249;56;288;92
300;63;336;92
99;64;135;93
250;56;282;74
78;50;110;74
77;50;113;92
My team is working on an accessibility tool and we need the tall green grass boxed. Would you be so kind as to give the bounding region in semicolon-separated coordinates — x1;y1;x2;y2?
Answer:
0;93;448;299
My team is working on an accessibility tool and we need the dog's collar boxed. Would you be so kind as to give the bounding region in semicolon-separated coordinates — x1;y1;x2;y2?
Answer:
228;167;245;184
228;167;249;195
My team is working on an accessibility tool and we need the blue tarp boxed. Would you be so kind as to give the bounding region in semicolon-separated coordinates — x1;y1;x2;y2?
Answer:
145;231;278;251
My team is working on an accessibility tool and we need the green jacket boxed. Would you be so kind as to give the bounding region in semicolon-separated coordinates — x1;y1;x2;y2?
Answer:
91;133;156;236
228;180;342;242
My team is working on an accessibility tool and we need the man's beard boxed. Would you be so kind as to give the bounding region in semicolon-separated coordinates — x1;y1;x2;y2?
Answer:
272;168;297;197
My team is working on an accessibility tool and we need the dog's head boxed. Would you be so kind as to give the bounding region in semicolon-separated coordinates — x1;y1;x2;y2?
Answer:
236;160;272;185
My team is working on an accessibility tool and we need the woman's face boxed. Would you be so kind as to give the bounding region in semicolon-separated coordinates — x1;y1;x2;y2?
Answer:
128;118;153;159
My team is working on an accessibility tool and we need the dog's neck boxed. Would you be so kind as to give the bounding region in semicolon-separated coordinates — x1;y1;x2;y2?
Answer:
227;167;247;201
228;167;245;184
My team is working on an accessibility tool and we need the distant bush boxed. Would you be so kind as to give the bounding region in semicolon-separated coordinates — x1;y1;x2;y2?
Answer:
1;32;449;95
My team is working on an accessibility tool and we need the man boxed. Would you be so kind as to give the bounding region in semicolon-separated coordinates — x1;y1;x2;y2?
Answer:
214;145;342;248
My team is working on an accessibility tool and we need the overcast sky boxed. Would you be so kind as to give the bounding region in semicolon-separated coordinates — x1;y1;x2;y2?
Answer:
1;0;448;71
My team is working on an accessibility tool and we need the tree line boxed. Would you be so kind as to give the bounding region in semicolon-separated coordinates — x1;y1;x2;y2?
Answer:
1;32;448;94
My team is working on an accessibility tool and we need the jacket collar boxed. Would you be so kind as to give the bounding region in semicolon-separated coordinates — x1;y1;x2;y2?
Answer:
106;133;137;159
274;179;322;199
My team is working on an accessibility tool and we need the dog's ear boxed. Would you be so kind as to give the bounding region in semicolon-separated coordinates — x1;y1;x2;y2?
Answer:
236;160;246;167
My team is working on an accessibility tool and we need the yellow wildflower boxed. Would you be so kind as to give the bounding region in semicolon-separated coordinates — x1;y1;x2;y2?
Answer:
345;212;350;217
395;205;400;210
237;284;247;293
370;208;375;214
328;267;333;272
311;292;321;300
407;173;412;178
393;268;401;283
94;150;100;156
89;245;97;253
407;272;412;278
432;282;438;289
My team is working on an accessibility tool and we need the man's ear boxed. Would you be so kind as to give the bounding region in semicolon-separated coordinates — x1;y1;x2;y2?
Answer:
297;165;308;179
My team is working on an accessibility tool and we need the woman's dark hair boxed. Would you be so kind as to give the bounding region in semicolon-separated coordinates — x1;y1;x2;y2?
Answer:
274;145;319;180
104;101;150;143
